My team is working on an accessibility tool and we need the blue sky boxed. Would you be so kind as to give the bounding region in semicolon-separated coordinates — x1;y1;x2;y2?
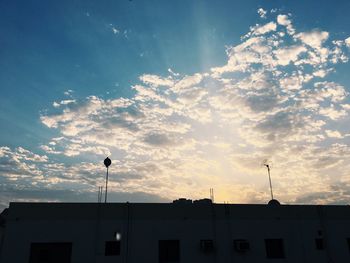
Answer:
1;0;350;209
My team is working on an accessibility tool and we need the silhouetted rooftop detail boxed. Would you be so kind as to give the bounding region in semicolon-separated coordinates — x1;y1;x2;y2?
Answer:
268;199;281;206
193;198;213;205
173;198;214;205
173;198;193;204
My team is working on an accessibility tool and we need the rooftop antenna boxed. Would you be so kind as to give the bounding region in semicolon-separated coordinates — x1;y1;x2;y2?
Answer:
97;186;100;203
97;186;103;203
262;159;274;200
104;157;112;203
210;188;214;203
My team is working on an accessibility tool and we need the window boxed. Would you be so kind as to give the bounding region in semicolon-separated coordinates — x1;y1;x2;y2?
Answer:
265;239;285;258
29;243;72;263
159;240;180;262
234;239;250;253
105;241;120;256
315;238;324;250
200;240;214;253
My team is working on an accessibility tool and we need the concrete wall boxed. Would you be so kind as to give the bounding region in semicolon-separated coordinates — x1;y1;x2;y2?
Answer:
1;202;350;263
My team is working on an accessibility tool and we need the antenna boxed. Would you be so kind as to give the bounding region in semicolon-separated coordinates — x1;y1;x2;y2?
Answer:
97;186;103;203
210;188;214;203
262;159;274;200
104;157;112;203
97;187;100;203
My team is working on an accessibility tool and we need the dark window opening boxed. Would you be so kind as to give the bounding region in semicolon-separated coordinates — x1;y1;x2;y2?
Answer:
200;240;214;253
265;239;285;258
105;241;121;256
29;242;72;263
38;249;49;262
315;238;324;250
159;240;180;263
234;239;250;253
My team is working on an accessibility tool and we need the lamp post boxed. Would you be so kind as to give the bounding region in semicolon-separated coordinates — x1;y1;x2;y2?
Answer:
104;157;112;203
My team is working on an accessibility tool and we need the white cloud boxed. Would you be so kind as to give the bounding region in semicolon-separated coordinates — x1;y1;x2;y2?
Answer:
257;8;267;19
342;104;350;110
60;99;76;105
16;147;48;162
279;74;305;91
168;68;180;76
109;24;119;34
313;69;329;78
345;37;350;47
319;106;347;120
325;130;343;138
112;27;119;34
140;74;174;87
40;145;61;155
53;100;76;108
251;22;277;36
296;31;329;49
277;14;291;26
172;73;203;92
273;45;307;66
314;82;348;102
277;14;295;35
64;144;111;157
64;90;73;96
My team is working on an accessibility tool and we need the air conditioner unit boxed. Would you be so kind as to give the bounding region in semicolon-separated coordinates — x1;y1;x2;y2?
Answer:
234;239;250;253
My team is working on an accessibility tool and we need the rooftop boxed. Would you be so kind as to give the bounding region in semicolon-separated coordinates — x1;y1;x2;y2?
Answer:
6;201;350;221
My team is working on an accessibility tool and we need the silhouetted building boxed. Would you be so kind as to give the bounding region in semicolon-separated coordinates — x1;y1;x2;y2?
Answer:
1;201;350;262
0;208;8;259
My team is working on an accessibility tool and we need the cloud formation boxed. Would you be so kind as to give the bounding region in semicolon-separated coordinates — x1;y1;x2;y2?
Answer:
257;8;267;19
2;11;350;208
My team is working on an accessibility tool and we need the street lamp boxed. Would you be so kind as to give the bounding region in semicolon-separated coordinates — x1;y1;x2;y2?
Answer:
104;157;112;203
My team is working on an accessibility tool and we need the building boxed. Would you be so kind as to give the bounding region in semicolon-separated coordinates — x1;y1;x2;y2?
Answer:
1;200;350;262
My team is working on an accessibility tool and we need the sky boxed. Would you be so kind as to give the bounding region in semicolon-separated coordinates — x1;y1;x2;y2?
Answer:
1;0;350;209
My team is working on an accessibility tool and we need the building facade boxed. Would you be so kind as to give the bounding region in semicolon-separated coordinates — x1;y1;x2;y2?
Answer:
1;201;350;262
